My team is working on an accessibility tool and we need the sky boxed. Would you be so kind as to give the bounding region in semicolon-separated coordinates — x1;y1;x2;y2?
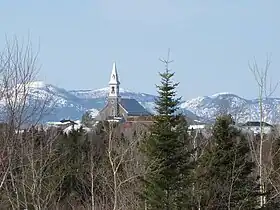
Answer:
0;0;279;100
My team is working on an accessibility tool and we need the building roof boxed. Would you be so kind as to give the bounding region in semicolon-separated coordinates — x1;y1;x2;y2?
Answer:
120;98;151;116
241;121;273;127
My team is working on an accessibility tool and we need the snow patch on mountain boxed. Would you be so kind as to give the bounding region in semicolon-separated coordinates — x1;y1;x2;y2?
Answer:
70;87;156;102
70;87;134;99
26;81;47;89
139;101;156;114
210;92;235;98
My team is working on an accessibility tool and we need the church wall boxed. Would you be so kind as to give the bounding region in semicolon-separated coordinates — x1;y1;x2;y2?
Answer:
95;102;128;121
94;103;109;121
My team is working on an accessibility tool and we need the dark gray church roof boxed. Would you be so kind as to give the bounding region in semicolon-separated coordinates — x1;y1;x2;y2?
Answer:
120;98;151;116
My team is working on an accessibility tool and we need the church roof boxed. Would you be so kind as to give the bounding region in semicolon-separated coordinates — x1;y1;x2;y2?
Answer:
120;98;151;116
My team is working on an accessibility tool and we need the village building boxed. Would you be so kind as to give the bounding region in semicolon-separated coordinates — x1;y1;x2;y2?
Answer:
240;121;274;135
95;62;153;122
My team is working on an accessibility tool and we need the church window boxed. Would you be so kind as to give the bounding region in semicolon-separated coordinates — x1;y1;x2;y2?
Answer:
112;74;115;79
111;86;115;94
112;108;115;116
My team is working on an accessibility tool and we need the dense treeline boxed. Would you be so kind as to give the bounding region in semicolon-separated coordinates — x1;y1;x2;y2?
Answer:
0;122;146;209
2;111;280;209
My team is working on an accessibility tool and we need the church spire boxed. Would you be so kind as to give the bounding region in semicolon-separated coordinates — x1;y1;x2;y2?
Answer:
108;62;120;99
109;62;120;85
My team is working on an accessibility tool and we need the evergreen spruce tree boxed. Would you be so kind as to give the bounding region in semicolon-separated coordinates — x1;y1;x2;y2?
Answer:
197;115;258;209
141;53;193;209
55;127;91;204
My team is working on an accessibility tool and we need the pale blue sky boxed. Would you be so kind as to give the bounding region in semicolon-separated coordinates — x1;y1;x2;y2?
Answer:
0;0;279;99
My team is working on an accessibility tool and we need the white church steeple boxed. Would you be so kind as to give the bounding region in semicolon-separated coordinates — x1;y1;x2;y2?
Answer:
108;62;120;98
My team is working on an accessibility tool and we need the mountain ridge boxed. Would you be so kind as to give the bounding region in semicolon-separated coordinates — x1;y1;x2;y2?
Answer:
2;81;280;124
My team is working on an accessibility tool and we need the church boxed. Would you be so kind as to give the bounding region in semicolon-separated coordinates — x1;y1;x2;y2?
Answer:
95;62;153;122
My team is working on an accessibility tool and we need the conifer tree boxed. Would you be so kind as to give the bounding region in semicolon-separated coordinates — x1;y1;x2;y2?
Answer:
141;52;193;209
55;127;91;205
197;115;258;210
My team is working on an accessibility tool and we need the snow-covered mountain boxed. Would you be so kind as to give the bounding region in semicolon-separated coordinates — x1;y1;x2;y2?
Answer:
2;81;280;124
180;92;280;124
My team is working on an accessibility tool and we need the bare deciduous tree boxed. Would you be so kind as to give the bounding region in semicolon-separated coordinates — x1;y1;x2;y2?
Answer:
101;121;148;210
0;36;54;129
0;35;58;209
249;55;279;207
